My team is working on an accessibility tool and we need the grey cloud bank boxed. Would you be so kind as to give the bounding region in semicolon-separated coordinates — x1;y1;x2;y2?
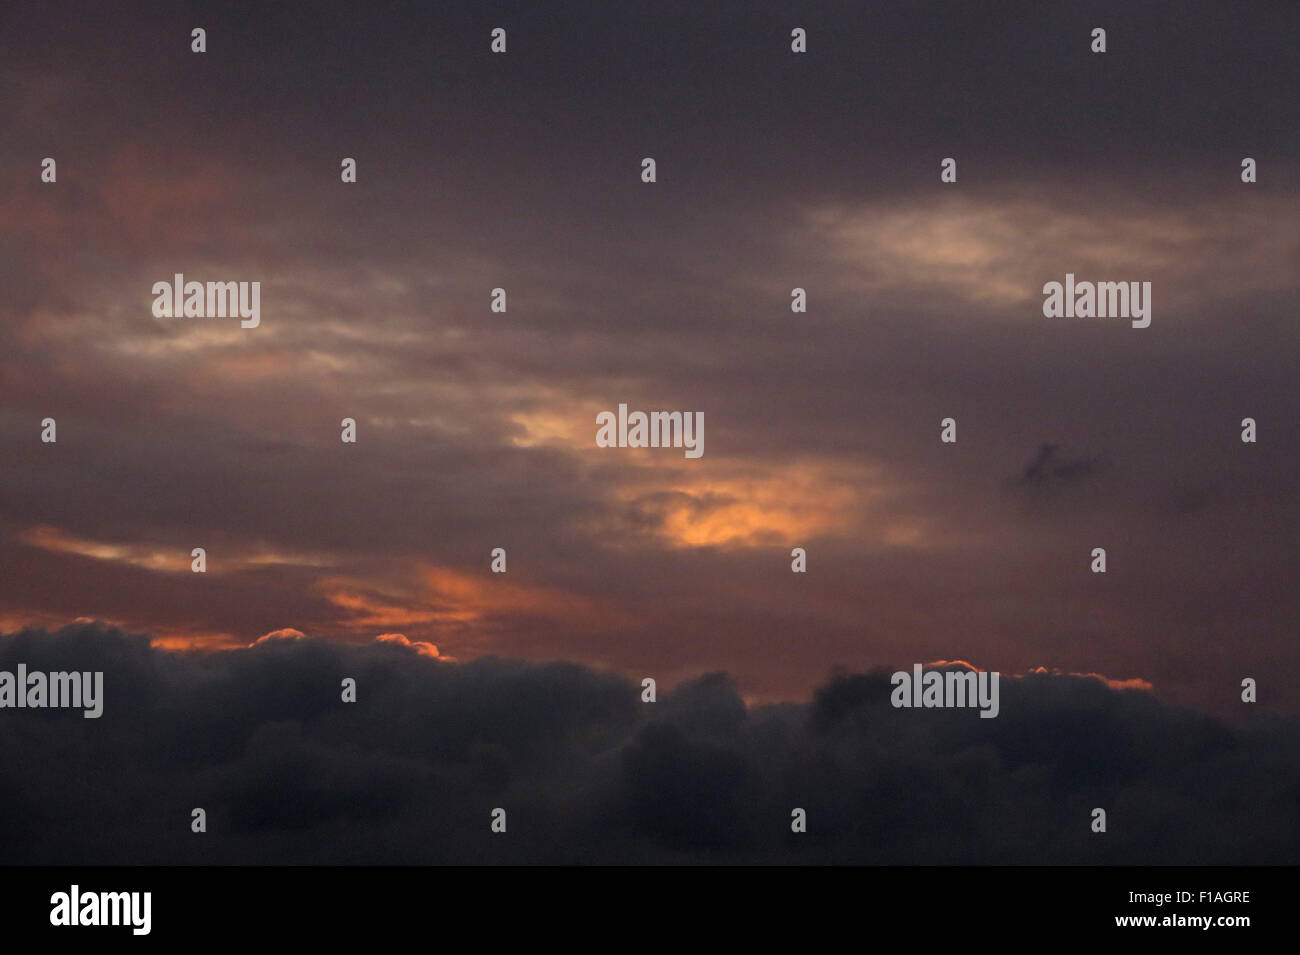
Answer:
1;623;1296;865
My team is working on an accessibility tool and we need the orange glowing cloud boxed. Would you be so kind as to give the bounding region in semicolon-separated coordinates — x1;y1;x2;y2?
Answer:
510;397;931;551
611;461;921;550
375;632;446;659
253;628;308;644
1025;665;1154;693
926;660;1153;693
315;560;633;647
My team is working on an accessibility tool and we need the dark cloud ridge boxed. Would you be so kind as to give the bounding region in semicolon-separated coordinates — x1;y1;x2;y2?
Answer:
0;622;1294;864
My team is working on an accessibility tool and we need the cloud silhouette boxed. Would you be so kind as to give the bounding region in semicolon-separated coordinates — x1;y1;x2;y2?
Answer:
0;623;1294;864
1013;443;1107;489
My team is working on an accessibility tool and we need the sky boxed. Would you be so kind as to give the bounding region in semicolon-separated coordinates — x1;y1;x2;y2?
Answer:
1;0;1297;725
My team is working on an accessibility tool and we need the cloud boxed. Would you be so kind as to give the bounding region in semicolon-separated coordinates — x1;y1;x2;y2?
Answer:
374;632;444;659
808;191;1300;317
1025;666;1154;693
21;526;338;575
0;622;1294;865
253;628;307;644
1011;443;1107;490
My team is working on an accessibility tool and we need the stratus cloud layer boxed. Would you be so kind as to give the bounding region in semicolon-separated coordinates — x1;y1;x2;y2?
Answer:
805;191;1300;313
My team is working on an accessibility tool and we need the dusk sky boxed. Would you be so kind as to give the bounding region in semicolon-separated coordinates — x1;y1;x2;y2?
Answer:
2;0;1297;721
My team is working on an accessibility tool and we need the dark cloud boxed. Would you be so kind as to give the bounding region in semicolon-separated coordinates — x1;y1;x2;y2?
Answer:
0;623;1295;864
1012;443;1107;489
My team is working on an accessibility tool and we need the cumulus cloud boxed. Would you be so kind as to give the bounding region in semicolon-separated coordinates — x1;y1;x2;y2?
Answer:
253;628;307;644
1025;665;1154;693
374;632;445;659
0;623;1293;865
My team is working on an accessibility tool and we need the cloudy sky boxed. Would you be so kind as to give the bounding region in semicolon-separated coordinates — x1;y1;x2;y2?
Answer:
1;0;1297;724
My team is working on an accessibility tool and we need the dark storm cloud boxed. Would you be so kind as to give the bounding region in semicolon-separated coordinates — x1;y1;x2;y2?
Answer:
0;623;1295;864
